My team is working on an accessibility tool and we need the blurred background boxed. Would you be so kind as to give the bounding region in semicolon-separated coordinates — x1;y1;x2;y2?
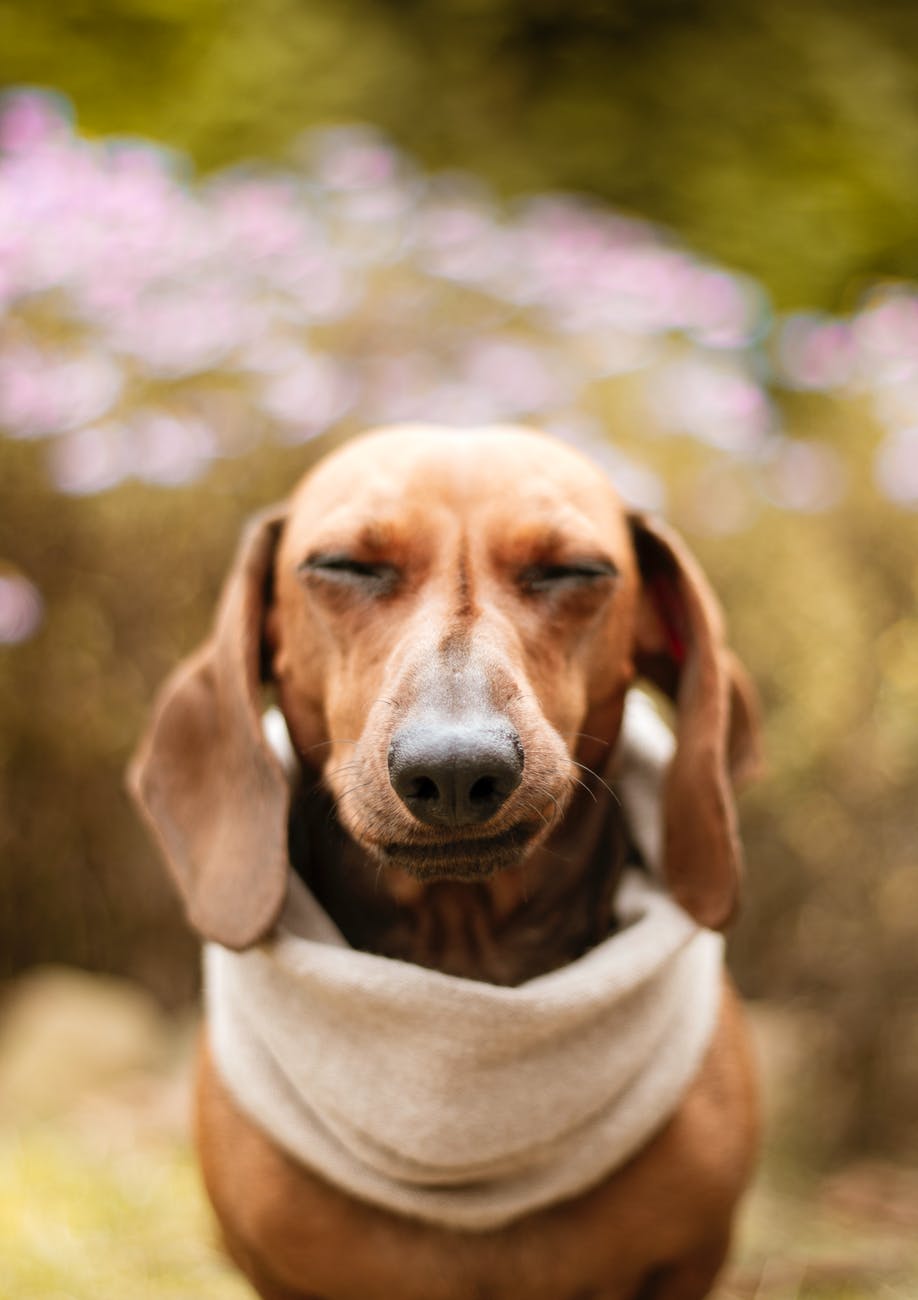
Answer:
1;2;917;1296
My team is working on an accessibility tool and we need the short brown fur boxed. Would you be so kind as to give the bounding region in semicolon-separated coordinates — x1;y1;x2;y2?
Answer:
130;424;762;1299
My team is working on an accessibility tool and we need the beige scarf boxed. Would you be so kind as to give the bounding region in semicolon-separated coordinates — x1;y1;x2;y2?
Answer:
205;694;724;1231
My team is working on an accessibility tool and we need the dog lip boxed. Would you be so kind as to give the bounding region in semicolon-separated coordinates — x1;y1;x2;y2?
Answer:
379;820;540;863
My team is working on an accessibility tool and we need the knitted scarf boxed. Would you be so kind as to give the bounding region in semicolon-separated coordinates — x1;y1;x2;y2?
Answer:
205;694;724;1231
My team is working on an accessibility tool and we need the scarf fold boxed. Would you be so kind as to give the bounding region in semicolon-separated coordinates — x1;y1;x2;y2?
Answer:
205;692;724;1230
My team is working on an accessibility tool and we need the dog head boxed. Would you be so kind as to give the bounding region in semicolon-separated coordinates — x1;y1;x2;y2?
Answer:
129;425;760;949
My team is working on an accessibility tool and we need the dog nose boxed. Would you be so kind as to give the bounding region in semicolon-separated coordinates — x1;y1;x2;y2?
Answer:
388;720;524;828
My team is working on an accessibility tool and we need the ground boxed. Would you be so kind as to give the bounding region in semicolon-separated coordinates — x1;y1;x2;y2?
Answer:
0;969;914;1300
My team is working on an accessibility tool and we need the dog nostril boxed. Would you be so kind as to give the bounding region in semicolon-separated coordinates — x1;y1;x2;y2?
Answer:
469;775;498;806
409;775;440;803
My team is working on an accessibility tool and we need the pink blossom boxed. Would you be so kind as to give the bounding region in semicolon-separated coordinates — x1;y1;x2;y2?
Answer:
259;352;358;438
49;423;129;494
131;411;218;485
0;90;70;154
760;439;847;513
0;346;122;438
308;128;402;192
5;87;918;514
875;427;918;507
649;357;773;453
0;573;44;644
778;315;856;390
855;289;918;380
462;339;575;415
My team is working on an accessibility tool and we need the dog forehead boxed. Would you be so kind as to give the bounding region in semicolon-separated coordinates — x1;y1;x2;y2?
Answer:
285;425;626;535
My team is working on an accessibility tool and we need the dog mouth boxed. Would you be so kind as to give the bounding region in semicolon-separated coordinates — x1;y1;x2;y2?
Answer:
374;820;542;879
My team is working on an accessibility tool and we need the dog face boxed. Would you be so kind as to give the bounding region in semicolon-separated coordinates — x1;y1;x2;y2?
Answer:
130;424;760;950
269;427;640;880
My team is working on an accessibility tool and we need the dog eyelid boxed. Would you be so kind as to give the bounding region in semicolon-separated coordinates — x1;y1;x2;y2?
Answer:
298;553;401;593
519;558;619;593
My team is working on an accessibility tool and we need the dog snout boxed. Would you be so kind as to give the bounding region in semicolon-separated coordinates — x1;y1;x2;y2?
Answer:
388;719;524;828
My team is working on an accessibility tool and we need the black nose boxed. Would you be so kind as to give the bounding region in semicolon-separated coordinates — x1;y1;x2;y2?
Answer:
388;719;524;828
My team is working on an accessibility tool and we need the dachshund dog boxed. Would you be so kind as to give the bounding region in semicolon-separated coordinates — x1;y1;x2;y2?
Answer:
130;425;761;1300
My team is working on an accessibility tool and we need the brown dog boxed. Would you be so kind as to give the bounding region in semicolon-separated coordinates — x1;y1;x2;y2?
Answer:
130;425;761;1300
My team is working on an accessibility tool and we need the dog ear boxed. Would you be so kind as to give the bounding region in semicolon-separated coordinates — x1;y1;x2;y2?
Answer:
628;513;762;929
128;506;291;950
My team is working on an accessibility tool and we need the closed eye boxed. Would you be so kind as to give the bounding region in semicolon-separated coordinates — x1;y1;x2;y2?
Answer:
520;559;619;593
299;553;400;594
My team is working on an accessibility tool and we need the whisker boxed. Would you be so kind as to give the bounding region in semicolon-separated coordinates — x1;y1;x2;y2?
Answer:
517;796;552;831
323;780;377;827
519;783;568;835
570;759;621;807
572;731;611;748
335;780;376;805
531;838;575;867
567;773;598;804
301;738;359;753
539;786;565;824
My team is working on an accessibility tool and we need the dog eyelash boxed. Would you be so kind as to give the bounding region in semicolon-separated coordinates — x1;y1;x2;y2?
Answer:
519;560;619;593
299;554;401;593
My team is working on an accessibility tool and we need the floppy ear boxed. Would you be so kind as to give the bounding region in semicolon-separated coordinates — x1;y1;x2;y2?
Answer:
128;506;291;950
629;513;762;930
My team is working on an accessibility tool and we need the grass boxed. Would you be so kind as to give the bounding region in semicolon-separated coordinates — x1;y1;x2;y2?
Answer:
722;1163;918;1299
2;1118;915;1299
0;1127;249;1300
